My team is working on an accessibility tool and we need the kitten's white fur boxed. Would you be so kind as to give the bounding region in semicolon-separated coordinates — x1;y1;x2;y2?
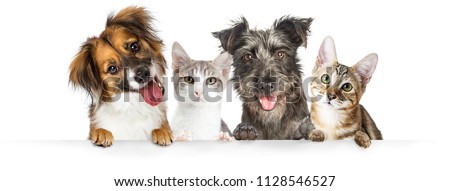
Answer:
172;102;222;140
170;42;232;140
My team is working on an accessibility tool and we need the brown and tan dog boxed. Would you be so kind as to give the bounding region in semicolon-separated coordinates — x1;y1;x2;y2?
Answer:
69;6;173;147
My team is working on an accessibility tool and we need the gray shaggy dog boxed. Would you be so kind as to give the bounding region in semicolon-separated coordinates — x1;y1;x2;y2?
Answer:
213;16;314;140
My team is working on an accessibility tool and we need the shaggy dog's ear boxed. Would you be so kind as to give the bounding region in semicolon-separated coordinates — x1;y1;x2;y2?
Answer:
273;16;313;48
212;17;249;55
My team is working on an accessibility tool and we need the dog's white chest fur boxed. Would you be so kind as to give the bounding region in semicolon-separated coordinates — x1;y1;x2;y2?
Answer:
92;93;164;140
171;103;221;140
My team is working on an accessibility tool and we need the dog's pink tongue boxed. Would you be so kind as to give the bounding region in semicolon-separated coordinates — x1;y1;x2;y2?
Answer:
139;79;163;106
259;96;278;111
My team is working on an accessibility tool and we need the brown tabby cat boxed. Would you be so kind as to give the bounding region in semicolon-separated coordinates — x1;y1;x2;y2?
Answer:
309;36;382;148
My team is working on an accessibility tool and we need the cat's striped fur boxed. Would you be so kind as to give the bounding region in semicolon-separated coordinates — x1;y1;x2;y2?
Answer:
309;36;382;148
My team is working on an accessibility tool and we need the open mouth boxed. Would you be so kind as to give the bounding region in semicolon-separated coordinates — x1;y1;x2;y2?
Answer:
259;94;278;111
139;77;163;106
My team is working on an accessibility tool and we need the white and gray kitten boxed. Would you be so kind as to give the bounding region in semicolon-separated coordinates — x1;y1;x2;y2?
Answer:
171;42;233;141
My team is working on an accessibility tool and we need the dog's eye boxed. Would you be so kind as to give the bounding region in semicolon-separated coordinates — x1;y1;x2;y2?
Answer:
184;76;194;84
275;51;286;59
130;42;140;53
243;54;254;62
206;77;217;85
108;66;118;74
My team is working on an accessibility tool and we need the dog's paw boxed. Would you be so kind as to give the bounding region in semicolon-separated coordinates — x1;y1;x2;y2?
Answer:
354;131;371;148
216;131;234;141
174;130;193;142
309;129;325;142
233;123;258;140
294;116;315;140
152;128;173;146
90;128;114;147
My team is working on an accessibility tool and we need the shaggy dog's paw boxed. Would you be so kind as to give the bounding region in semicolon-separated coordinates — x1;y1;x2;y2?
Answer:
233;123;258;140
294;116;315;140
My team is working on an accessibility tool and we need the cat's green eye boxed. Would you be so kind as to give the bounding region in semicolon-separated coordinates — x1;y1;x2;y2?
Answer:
184;76;194;84
206;77;217;85
342;83;353;92
321;74;330;84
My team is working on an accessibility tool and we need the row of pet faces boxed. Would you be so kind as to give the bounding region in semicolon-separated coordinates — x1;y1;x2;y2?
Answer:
69;6;382;149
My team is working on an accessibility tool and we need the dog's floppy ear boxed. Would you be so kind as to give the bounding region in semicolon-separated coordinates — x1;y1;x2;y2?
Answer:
106;6;160;45
274;16;313;48
106;6;150;28
212;17;249;55
69;38;100;98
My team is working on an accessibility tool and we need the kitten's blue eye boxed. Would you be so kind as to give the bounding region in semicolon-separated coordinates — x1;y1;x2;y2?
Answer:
342;83;353;92
206;77;217;85
321;74;330;84
184;76;194;84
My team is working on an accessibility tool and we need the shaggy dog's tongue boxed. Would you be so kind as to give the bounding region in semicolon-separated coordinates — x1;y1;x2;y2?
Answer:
139;78;163;106
259;96;278;111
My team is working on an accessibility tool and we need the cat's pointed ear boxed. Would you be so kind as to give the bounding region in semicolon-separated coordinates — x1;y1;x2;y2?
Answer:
353;53;378;86
212;17;249;55
172;41;191;70
315;36;338;69
213;52;233;77
314;36;337;71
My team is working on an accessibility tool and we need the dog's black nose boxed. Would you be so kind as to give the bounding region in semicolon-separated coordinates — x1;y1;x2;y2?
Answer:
327;94;337;100
135;67;150;84
259;81;276;93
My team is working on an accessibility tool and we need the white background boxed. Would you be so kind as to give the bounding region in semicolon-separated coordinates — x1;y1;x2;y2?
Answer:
0;0;448;190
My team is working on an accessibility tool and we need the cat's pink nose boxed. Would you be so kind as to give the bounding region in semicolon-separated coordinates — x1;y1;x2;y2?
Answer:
194;91;202;97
